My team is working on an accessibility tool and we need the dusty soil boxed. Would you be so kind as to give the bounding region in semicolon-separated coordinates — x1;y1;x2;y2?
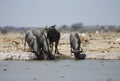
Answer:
0;32;120;60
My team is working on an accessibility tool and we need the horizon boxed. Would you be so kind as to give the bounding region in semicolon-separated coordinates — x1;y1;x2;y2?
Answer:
0;0;120;27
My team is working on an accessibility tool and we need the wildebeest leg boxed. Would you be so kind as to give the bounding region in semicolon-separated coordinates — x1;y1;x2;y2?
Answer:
55;41;60;54
80;47;83;53
74;53;80;60
70;48;73;56
49;42;53;53
28;45;33;52
24;39;27;51
51;43;53;52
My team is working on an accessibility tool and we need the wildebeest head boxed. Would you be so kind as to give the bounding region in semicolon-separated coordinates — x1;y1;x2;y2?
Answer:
45;25;56;31
70;32;83;59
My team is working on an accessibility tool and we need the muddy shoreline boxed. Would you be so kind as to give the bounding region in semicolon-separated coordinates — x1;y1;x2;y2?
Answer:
0;52;120;60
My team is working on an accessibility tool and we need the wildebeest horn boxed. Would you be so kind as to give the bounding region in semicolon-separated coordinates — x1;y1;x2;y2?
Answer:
51;25;56;28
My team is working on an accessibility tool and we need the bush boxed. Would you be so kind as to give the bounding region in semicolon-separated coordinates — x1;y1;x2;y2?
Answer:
115;27;120;32
0;28;8;34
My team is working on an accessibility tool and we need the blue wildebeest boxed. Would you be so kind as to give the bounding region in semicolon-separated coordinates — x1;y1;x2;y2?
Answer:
24;30;43;60
70;32;83;59
24;31;38;53
32;30;55;60
45;25;61;55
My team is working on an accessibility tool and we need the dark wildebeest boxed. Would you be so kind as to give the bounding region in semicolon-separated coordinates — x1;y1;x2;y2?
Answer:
24;31;38;53
32;30;55;60
45;25;61;54
70;32;83;59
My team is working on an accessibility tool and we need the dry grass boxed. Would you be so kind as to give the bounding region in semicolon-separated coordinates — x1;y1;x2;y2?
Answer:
59;32;120;54
0;32;120;60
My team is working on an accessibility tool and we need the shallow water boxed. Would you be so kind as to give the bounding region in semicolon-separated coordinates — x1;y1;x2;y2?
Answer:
0;60;120;81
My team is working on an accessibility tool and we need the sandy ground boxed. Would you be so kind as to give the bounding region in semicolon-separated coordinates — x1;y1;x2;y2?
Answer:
0;32;120;60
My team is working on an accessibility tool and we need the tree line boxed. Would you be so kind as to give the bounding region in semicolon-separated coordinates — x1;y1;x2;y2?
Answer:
59;22;120;33
0;22;120;34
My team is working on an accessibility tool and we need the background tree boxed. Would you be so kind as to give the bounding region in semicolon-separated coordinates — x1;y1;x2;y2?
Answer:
71;22;83;31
